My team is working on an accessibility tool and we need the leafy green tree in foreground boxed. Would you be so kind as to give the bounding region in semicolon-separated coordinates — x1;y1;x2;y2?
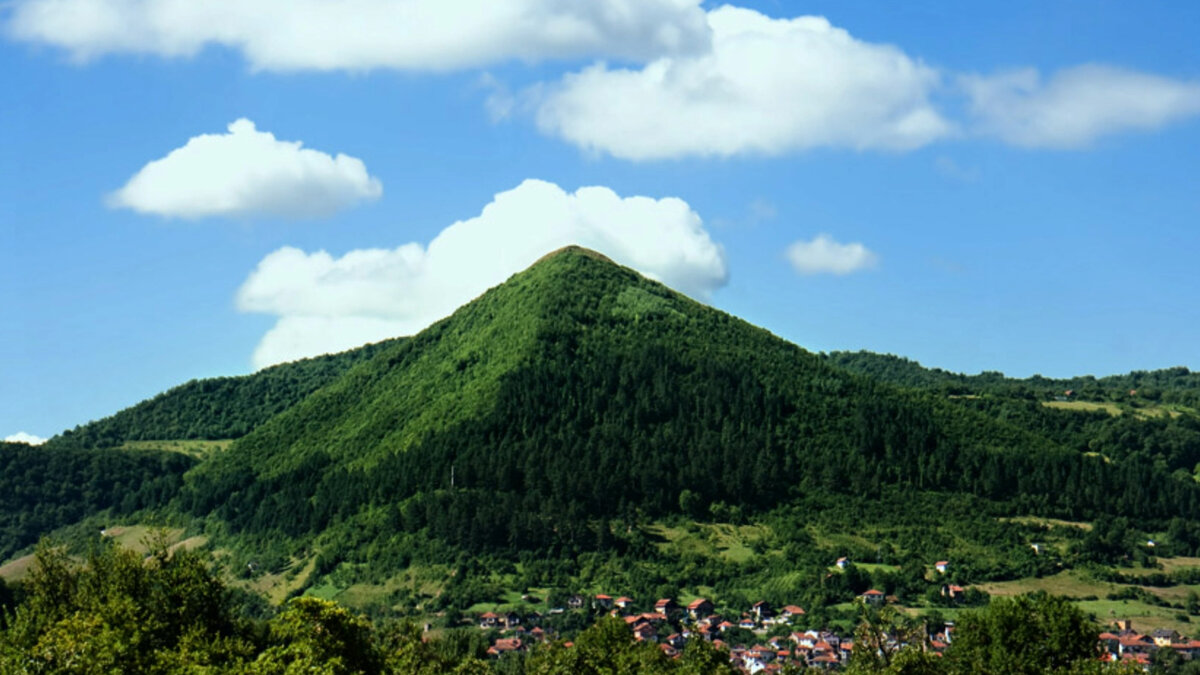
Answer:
944;592;1100;675
0;536;254;673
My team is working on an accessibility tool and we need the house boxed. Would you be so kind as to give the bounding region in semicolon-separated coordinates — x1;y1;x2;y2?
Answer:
655;598;679;616
615;596;635;610
934;561;949;574
1152;629;1181;648
836;557;850;569
859;589;885;606
594;594;614;610
1117;633;1156;656
633;622;658;642
751;601;773;621
567;595;585;610
487;638;524;657
687;598;714;619
940;584;966;602
502;611;520;628
779;605;806;623
1170;640;1200;659
739;617;758;630
479;611;499;629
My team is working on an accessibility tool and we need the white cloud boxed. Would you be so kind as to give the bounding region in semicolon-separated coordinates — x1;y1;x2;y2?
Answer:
786;234;877;276
5;0;710;71
108;119;382;219
238;178;727;368
5;431;47;445
962;65;1200;148
532;6;953;160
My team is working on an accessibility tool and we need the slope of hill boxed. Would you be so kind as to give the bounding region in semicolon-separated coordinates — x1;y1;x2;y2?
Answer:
824;350;1200;406
824;351;1200;478
47;338;403;450
0;441;195;560
177;247;1200;562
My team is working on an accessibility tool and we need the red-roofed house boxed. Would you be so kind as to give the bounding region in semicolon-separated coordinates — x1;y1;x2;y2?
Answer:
687;598;714;619
751;601;773;621
859;589;885;607
780;605;806;620
594;594;613;610
615;596;635;610
633;623;658;642
487;638;524;657
655;598;679;616
479;611;499;628
934;561;949;574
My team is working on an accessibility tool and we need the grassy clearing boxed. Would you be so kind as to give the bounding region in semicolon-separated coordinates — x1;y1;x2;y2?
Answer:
1002;516;1092;531
648;521;770;563
1158;557;1200;574
1077;599;1194;635
0;553;37;581
102;525;185;553
119;439;233;458
1043;401;1123;416
978;570;1114;599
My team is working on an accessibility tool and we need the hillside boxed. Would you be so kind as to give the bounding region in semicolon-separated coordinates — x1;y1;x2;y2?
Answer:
176;247;1200;559
47;338;403;450
825;351;1200;478
0;440;194;560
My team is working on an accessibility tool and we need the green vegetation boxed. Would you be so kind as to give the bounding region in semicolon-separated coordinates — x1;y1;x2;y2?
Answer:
7;247;1200;662
0;440;194;560
47;338;401;450
169;249;1200;590
0;540;1139;674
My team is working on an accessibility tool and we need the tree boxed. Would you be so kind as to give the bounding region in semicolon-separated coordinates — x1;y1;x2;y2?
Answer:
249;597;385;674
944;592;1098;675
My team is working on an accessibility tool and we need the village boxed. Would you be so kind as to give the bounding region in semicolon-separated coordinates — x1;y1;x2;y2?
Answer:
471;581;1200;672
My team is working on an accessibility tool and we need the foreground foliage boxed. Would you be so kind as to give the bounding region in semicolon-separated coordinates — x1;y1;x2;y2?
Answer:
0;539;1161;674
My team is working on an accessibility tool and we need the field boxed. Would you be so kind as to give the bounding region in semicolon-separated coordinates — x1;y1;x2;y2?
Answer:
647;521;770;564
118;439;234;458
1042;400;1124;416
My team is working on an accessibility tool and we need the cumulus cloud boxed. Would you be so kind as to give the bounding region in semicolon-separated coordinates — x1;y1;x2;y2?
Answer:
5;0;710;71
238;179;727;368
962;65;1200;148
108;119;382;219
786;234;878;276
5;431;47;445
532;5;953;160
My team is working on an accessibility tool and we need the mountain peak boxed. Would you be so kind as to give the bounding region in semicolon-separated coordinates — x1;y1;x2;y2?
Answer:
532;245;616;267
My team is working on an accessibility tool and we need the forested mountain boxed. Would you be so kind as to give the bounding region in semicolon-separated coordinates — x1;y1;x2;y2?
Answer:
825;351;1200;481
171;247;1200;562
47;338;402;450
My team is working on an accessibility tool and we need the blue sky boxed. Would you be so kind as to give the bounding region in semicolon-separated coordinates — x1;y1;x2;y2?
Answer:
3;0;1200;442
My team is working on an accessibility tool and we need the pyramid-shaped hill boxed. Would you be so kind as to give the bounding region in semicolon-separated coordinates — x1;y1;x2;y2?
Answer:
181;247;1200;547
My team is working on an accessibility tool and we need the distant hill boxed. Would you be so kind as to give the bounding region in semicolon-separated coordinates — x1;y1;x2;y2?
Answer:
47;338;403;450
824;350;1200;406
